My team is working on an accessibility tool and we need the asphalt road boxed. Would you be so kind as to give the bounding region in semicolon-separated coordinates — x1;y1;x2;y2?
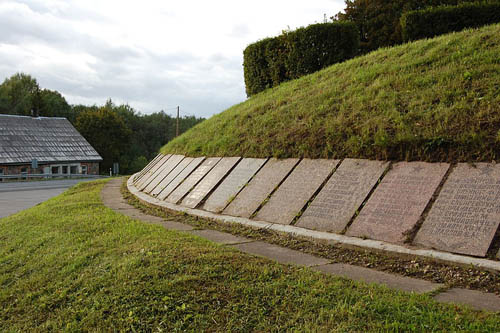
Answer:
0;179;97;219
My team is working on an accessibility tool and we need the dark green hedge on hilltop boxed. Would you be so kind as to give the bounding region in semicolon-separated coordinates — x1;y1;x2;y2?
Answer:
401;1;500;42
243;22;359;96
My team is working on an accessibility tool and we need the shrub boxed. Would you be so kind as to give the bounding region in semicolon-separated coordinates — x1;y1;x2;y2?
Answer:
401;1;500;42
243;22;359;96
334;0;478;54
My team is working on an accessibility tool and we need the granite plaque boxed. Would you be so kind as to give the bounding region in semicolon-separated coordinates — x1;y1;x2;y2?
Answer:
134;153;164;184
134;154;162;183
135;154;171;189
157;157;205;200
142;155;185;193
414;163;500;257
346;162;449;243
255;159;340;225
296;159;389;233
181;157;241;208
203;158;268;213
166;157;221;204
150;157;193;196
223;158;300;218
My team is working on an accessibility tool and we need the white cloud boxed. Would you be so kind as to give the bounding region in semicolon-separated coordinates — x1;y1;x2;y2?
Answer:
0;0;345;117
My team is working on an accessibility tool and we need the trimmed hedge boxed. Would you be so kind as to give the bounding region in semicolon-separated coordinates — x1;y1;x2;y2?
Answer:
401;1;500;42
243;22;359;96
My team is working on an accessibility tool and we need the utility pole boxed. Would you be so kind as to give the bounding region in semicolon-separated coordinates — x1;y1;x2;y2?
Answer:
176;106;180;137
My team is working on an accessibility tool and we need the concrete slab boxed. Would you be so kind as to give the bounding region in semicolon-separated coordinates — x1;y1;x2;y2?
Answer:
232;241;330;267
415;163;500;257
223;158;300;218
347;162;449;244
150;157;193;196
189;229;252;245
135;154;171;189
134;154;162;184
157;157;206;200
312;263;442;294
433;288;500;312
203;158;267;213
181;157;241;209
255;159;340;225
117;208;164;222
297;158;388;233
166;157;221;204
141;154;184;192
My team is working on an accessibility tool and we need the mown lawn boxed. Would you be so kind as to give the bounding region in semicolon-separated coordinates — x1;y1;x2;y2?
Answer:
0;180;499;331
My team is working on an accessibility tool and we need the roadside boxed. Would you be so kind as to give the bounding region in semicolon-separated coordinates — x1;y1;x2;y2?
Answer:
0;178;98;218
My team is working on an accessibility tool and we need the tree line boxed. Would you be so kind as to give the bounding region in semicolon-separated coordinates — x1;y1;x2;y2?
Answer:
0;73;205;174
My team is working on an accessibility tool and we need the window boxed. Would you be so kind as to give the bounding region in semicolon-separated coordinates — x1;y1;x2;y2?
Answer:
51;166;60;174
21;167;28;180
70;166;78;174
62;166;68;174
81;165;87;175
0;168;3;182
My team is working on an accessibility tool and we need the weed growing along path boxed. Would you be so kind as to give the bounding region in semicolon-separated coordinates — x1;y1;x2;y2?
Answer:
0;180;499;331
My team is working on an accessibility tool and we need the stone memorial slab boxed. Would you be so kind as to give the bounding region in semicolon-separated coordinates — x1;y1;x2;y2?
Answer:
181;157;241;208
414;163;500;257
134;153;164;185
255;159;340;225
166;157;221;204
135;154;171;189
203;158;268;213
223;158;300;218
151;157;193;196
142;154;184;193
157;157;205;200
346;162;449;243
296;159;389;233
134;154;162;184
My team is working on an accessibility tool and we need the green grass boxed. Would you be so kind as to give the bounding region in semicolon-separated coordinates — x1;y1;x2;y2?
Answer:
162;24;500;162
1;181;499;331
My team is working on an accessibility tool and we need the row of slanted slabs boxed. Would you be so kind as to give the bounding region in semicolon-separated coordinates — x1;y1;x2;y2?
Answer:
134;154;171;189
133;153;163;184
296;159;388;233
203;158;268;213
133;153;162;183
134;155;500;258
254;159;340;224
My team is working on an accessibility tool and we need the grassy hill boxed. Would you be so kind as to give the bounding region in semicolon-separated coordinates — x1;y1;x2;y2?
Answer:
162;24;500;162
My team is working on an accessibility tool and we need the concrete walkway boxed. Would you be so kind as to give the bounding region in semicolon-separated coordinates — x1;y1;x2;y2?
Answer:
102;178;500;313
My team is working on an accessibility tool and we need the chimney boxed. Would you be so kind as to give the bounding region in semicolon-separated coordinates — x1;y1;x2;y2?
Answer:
31;108;39;118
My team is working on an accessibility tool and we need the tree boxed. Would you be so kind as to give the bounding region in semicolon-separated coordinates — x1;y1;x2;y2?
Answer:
334;0;475;53
39;89;73;120
0;73;40;115
75;105;132;173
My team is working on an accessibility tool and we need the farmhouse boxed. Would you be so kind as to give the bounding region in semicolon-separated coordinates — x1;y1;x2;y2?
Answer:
0;114;102;178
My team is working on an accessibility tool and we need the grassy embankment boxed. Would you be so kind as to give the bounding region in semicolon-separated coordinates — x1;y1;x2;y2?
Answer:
162;24;500;162
1;180;500;331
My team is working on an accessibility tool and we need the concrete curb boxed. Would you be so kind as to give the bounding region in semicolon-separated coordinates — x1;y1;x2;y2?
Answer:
127;174;500;273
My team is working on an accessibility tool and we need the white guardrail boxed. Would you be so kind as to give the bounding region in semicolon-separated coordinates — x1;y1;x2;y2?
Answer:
0;174;107;180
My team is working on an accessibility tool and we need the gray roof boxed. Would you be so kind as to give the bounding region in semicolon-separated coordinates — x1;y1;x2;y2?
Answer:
0;114;102;165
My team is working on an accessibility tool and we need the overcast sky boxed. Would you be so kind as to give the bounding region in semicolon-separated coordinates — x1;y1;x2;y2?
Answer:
0;0;344;118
